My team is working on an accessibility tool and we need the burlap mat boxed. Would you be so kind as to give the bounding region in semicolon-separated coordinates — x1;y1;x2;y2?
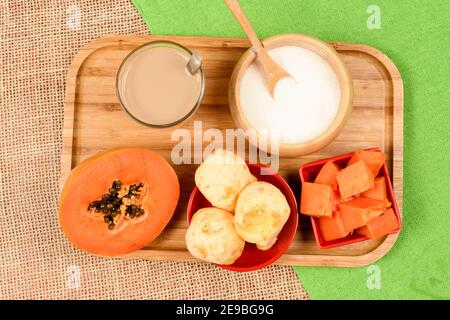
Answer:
0;0;307;299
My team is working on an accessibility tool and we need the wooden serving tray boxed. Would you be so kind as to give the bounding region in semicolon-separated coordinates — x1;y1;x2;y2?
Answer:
62;35;403;267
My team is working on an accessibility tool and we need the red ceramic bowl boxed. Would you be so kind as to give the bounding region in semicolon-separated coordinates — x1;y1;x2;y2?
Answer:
299;148;401;249
187;163;298;272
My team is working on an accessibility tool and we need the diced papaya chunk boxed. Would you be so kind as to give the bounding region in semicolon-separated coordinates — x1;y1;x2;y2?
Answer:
331;191;353;211
362;177;388;201
339;203;368;231
348;150;385;177
339;197;391;231
315;161;340;191
319;211;349;241
300;182;333;217
356;208;399;239
336;160;374;199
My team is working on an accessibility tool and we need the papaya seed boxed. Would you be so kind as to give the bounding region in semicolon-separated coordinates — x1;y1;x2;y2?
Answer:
88;180;146;229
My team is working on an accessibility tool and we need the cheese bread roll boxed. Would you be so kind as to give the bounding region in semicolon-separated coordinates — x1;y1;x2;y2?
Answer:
195;149;256;212
186;207;245;265
234;181;290;250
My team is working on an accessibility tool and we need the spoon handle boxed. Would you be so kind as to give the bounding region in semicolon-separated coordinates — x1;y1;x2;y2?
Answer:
186;52;202;75
224;0;263;52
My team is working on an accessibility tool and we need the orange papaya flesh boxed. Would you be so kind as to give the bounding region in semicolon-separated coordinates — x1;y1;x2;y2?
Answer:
356;208;399;239
319;211;350;241
347;150;385;177
300;182;333;217
59;148;180;256
336;160;374;199
332;191;353;212
314;160;340;191
339;197;390;231
361;176;388;201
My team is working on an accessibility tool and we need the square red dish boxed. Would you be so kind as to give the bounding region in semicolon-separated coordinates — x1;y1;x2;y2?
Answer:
299;148;402;249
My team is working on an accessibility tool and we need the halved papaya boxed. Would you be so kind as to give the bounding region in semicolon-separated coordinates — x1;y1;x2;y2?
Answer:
59;148;180;256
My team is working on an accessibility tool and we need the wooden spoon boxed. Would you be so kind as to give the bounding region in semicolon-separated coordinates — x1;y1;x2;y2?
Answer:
224;0;290;97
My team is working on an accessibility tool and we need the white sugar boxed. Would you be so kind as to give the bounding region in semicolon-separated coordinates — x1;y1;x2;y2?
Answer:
239;46;341;144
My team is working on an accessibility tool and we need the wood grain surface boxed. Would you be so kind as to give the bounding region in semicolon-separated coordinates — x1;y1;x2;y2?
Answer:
62;35;403;267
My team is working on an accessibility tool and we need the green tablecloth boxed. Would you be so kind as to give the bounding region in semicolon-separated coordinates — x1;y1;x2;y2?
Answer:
132;0;449;299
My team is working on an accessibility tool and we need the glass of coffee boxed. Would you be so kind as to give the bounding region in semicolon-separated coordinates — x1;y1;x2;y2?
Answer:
116;40;205;127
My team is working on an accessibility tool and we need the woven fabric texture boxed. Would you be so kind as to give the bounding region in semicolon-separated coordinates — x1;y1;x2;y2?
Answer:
0;0;307;300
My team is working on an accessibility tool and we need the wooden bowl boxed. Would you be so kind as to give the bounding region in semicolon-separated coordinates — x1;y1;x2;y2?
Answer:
229;34;353;157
